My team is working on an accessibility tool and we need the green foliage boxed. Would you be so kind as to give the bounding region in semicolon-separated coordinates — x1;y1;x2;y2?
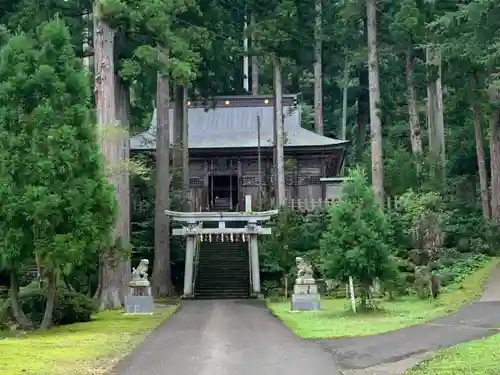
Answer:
260;208;327;279
431;251;489;287
260;208;301;274
0;0;497;312
388;190;445;254
1;287;97;327
320;168;394;290
0;19;115;276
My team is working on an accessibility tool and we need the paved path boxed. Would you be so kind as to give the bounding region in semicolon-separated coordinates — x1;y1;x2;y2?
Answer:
318;264;500;374
318;301;500;372
113;299;342;375
113;265;500;375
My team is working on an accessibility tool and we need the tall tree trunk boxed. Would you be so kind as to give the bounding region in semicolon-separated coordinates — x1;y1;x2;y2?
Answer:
251;57;259;95
173;85;184;191
182;86;189;198
426;45;445;171
9;270;32;330
355;67;369;162
251;15;259;95
488;85;500;219
340;50;349;140
469;76;490;219
34;251;43;288
313;0;323;135
366;0;384;204
115;77;131;300
40;270;57;330
93;1;123;310
405;48;422;156
273;55;285;207
153;63;173;297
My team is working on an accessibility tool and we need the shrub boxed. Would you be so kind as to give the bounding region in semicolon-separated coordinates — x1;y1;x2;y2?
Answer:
321;167;396;308
262;280;282;298
3;287;97;327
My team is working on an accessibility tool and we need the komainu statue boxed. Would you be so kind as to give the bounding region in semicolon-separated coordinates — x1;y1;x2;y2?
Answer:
132;259;149;281
295;257;315;285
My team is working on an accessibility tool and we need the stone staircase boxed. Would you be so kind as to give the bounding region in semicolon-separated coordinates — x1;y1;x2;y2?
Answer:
211;197;231;211
194;240;250;299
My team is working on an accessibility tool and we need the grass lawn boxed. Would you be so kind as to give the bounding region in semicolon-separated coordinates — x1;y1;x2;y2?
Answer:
406;334;500;375
268;258;499;339
0;305;178;375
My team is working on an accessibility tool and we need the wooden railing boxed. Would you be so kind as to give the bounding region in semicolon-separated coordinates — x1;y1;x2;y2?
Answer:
286;197;397;212
286;198;339;211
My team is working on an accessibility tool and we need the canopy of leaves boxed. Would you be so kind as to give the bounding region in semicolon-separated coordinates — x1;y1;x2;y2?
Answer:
0;19;116;272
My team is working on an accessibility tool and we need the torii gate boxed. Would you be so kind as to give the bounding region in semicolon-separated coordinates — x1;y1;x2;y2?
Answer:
166;199;278;298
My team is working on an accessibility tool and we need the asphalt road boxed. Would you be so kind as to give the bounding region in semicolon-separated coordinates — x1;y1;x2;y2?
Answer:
114;265;500;375
112;299;342;375
318;265;500;372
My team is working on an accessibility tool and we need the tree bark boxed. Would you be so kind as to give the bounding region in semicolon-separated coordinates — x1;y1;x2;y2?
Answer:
469;76;490;219
273;55;286;207
488;85;500;220
9;270;32;330
313;0;323;135
182;86;189;197
355;67;369;162
251;56;259;95
251;15;259;96
340;50;349;140
366;0;384;204
426;45;445;169
93;1;124;310
153;64;173;297
40;270;57;330
173;85;184;190
115;77;131;300
34;251;44;288
405;48;422;156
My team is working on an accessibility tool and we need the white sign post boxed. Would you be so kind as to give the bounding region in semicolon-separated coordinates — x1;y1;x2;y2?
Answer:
245;195;252;212
349;276;356;313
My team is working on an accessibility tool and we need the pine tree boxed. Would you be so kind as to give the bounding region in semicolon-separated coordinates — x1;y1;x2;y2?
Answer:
0;18;116;329
320;167;393;308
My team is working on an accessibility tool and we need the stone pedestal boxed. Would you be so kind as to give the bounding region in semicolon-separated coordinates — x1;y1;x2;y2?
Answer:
125;280;154;314
291;283;320;311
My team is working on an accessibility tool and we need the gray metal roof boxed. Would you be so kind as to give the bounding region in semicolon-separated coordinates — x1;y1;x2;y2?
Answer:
129;105;348;150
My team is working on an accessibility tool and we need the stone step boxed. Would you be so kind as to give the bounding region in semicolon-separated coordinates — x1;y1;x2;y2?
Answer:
200;248;246;251
198;273;247;278
198;259;248;264
201;242;246;245
195;287;250;293
197;270;249;276
200;253;247;256
200;251;246;254
198;258;248;262
197;276;249;281
195;241;250;300
197;277;250;283
199;260;247;263
196;289;250;295
194;294;250;300
197;261;248;266
198;268;250;280
199;253;247;257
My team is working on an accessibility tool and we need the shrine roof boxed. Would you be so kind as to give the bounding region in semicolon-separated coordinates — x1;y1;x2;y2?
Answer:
129;95;348;150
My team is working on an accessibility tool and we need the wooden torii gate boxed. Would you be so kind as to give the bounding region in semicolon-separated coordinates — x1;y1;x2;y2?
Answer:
166;204;278;298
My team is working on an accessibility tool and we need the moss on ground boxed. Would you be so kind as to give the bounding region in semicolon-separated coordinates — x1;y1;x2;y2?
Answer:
406;334;500;375
0;305;178;375
267;258;499;339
